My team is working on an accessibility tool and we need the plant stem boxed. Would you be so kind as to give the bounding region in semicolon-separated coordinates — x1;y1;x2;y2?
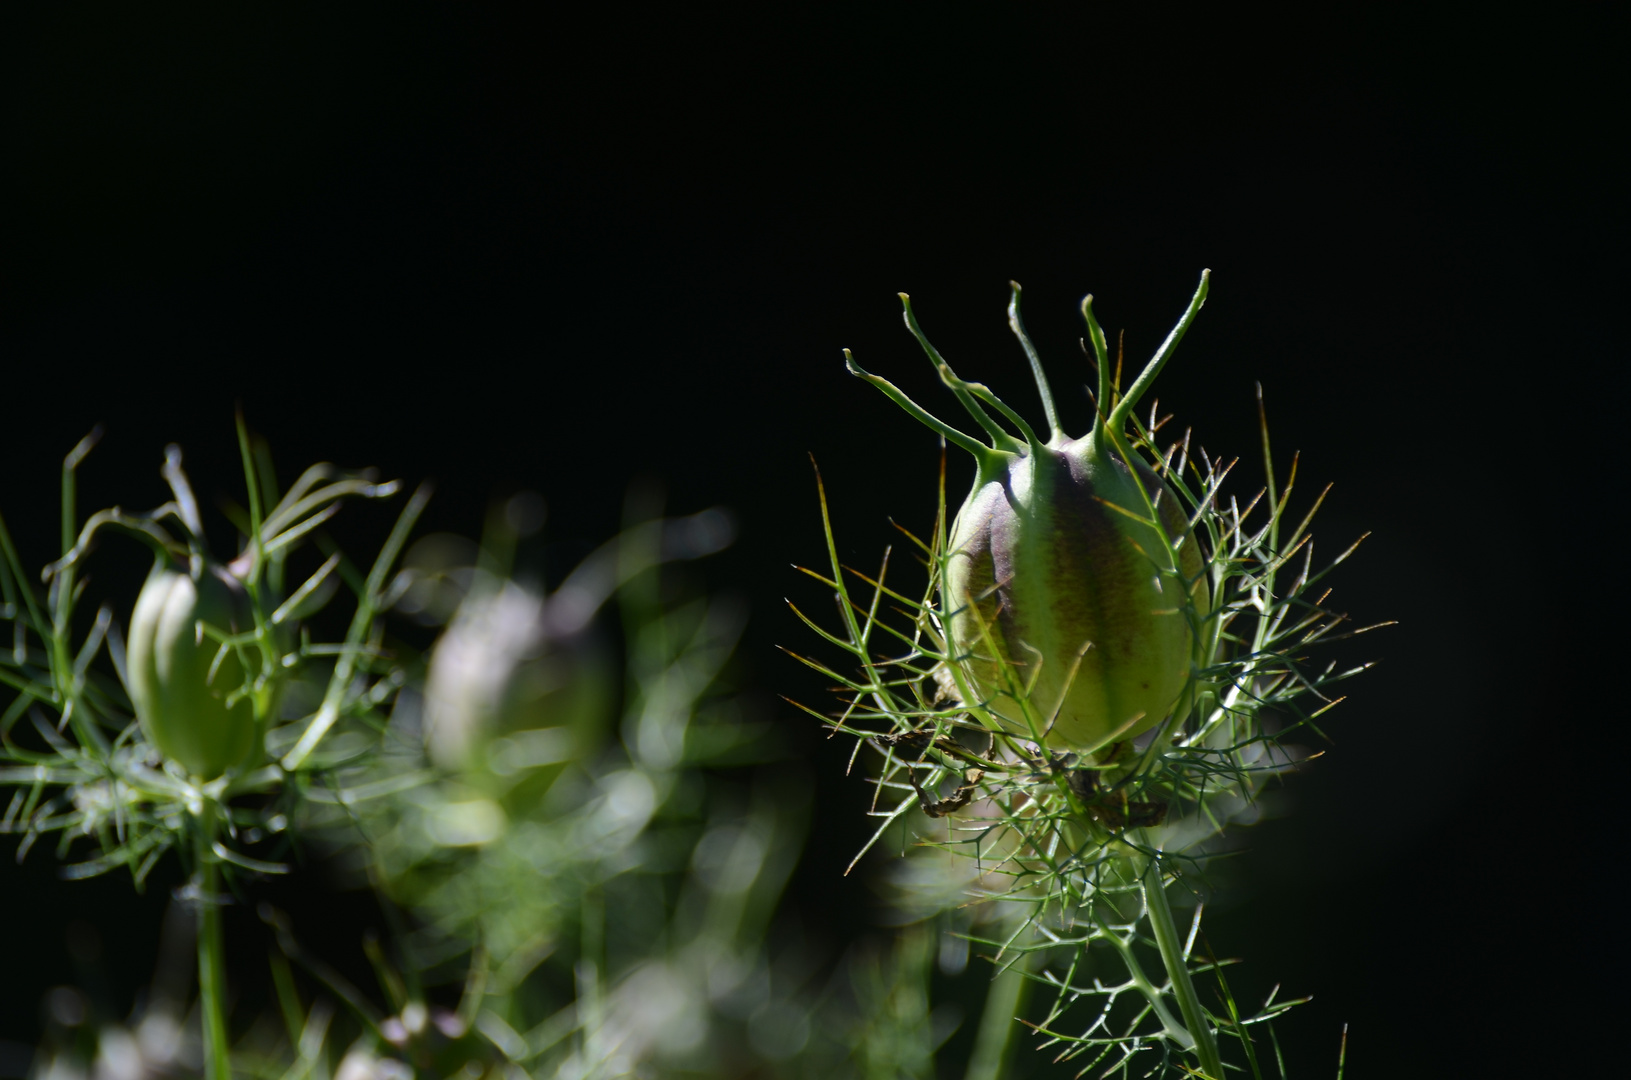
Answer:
195;806;231;1080
964;949;1032;1080
1142;855;1224;1080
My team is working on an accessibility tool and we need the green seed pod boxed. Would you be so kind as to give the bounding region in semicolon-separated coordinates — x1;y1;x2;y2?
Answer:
127;561;260;779
846;273;1213;753
945;429;1207;749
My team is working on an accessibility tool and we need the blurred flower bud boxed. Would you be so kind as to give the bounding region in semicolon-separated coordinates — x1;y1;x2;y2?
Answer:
422;576;612;795
126;561;260;779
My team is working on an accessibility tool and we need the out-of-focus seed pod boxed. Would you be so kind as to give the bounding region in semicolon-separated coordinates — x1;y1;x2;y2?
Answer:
846;273;1214;754
127;561;260;779
416;507;731;807
422;577;613;808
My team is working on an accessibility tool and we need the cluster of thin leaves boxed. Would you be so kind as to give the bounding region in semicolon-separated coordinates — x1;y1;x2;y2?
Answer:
788;386;1382;1078
0;422;426;888
299;564;784;1075
4;432;978;1080
266;507;961;1080
259;511;764;1078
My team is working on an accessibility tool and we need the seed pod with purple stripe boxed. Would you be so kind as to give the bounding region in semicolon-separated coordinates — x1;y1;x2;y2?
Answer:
845;273;1212;754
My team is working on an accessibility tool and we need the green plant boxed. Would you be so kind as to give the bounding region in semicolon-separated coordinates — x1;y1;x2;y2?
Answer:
288;496;824;1078
790;274;1383;1078
6;440;945;1080
0;421;426;1079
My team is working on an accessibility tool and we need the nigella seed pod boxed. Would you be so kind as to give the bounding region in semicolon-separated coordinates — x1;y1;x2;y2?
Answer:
418;564;613;812
127;560;260;779
945;428;1207;750
847;273;1213;753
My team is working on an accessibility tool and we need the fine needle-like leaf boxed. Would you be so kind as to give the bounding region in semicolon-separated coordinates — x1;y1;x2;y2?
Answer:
282;483;428;771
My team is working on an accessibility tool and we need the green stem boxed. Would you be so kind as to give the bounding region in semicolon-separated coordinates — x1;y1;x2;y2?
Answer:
196;807;231;1080
963;949;1033;1080
1142;854;1223;1079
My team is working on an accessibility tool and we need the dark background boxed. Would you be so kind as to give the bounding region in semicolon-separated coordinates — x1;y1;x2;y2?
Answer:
2;4;1623;1076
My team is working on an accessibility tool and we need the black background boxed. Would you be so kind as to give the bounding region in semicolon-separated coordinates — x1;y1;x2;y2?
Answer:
2;4;1623;1076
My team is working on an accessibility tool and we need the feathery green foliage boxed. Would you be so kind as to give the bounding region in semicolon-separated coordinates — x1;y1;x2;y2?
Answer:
1;424;423;1078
